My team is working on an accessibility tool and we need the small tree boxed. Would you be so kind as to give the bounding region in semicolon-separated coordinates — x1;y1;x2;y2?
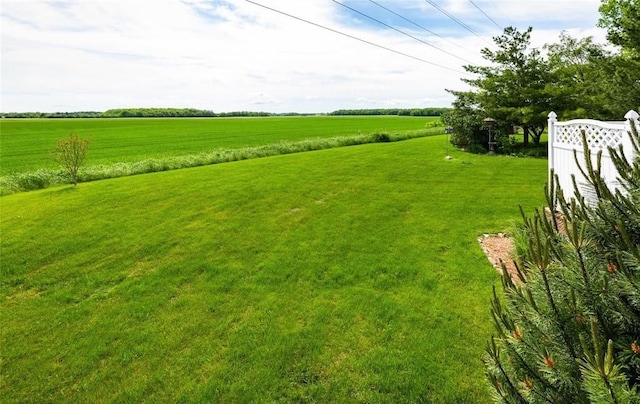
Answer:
52;133;90;186
485;118;640;402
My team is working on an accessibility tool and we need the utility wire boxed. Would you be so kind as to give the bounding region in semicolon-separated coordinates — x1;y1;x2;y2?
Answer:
245;0;470;75
423;0;491;45
467;0;502;30
367;0;474;55
333;0;473;64
484;0;511;28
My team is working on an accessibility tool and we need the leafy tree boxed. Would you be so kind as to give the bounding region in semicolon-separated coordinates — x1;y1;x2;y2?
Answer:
545;31;640;120
598;0;640;57
52;133;90;186
485;118;640;402
595;0;640;116
594;56;640;118
545;32;611;119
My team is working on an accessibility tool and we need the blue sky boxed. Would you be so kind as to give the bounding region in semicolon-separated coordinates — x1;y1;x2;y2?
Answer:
1;0;606;113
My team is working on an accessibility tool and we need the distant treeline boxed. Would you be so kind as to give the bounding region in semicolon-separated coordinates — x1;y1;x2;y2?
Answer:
101;109;286;118
0;108;314;119
1;107;450;118
3;111;106;118
328;108;450;116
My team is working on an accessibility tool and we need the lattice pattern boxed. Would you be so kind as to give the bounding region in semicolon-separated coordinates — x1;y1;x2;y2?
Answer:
555;124;625;150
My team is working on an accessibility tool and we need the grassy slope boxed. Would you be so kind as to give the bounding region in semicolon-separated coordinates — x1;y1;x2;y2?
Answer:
0;116;436;174
1;136;547;402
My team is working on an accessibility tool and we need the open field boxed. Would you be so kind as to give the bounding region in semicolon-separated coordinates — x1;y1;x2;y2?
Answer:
0;116;438;174
1;135;547;402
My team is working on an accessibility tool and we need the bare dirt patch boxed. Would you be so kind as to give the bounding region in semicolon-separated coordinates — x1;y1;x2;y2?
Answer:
478;233;518;281
479;211;565;282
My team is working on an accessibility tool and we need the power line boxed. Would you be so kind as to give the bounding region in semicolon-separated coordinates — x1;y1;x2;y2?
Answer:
422;0;491;45
367;0;474;55
484;0;512;28
245;0;470;75
467;0;502;30
332;0;474;64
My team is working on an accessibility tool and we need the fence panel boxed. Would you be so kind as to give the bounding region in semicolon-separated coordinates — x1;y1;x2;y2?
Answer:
547;110;639;205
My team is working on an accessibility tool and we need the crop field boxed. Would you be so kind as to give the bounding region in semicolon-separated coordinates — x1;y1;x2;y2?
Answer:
1;129;548;402
0;116;438;174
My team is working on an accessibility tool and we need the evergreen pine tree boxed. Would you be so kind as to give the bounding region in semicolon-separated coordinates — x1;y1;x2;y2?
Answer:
485;115;640;403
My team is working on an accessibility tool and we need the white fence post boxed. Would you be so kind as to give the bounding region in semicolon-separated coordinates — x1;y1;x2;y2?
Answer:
624;110;640;161
547;111;557;187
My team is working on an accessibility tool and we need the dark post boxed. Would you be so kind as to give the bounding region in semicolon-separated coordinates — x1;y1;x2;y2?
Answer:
483;117;497;155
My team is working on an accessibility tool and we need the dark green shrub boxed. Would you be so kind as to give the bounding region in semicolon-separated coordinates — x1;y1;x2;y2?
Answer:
496;135;517;154
441;109;485;148
12;171;52;191
466;143;488;154
372;132;391;143
519;145;548;158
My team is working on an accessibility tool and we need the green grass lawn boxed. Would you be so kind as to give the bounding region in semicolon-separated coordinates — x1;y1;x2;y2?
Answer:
0;116;437;174
1;135;547;402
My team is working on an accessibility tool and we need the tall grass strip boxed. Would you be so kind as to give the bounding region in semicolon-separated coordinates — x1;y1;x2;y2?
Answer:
0;130;433;195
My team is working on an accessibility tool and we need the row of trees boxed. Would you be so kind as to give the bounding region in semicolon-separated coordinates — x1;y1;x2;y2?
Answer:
443;0;640;154
329;108;450;116
1;109;288;119
3;111;105;119
2;108;450;119
102;108;219;118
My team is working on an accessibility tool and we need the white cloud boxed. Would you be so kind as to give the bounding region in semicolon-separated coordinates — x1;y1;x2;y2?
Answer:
1;0;608;112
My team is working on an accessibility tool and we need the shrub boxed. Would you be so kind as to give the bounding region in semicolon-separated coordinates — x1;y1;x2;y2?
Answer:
441;109;485;148
496;136;517;155
518;145;548;158
372;132;391;143
485;120;640;401
425;120;443;128
466;143;488;155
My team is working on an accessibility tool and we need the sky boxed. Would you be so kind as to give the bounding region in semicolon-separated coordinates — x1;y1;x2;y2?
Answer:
1;0;608;113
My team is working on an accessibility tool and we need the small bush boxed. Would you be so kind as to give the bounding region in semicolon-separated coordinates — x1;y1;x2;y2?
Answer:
496;135;517;154
425;120;443;128
466;143;488;155
372;132;391;143
441;108;485;148
517;145;547;158
0;169;68;195
12;171;52;191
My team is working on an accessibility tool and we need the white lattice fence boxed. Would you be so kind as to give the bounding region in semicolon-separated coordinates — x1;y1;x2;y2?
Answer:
547;110;639;205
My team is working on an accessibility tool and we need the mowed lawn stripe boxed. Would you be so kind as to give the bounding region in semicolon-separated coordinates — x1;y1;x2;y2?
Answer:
0;116;437;174
1;136;547;402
